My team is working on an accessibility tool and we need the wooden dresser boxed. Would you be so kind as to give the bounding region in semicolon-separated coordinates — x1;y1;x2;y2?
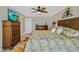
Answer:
2;20;20;50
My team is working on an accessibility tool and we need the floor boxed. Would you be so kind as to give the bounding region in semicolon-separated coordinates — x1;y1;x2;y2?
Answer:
12;36;28;52
2;34;30;52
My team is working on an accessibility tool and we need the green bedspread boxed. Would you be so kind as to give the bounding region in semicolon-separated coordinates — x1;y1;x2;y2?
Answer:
25;30;79;52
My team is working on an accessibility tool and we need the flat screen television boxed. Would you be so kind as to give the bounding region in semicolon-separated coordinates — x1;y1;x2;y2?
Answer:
8;9;19;21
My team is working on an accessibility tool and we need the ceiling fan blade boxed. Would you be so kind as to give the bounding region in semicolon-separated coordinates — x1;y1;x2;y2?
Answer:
41;7;46;10
32;8;37;10
40;10;48;13
40;7;48;13
32;11;36;13
44;11;48;13
32;10;42;13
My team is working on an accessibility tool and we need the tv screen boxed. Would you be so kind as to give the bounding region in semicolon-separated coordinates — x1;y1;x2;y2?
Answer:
8;9;19;21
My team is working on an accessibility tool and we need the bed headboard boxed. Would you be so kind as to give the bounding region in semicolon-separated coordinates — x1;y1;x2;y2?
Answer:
58;17;79;31
36;24;48;30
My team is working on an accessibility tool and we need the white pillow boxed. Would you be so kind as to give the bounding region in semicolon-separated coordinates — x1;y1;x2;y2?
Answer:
51;27;57;33
63;27;79;37
55;26;63;34
51;26;63;34
74;32;79;37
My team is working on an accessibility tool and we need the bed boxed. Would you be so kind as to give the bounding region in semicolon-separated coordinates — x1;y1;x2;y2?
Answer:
25;17;79;52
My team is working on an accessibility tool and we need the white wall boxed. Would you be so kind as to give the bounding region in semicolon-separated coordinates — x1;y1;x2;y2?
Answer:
32;17;52;31
28;6;79;32
51;6;79;21
19;15;26;36
9;7;26;37
0;7;3;49
23;17;53;33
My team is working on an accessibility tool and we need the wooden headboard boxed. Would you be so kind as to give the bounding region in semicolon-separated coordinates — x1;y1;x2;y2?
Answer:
58;17;79;31
36;24;48;30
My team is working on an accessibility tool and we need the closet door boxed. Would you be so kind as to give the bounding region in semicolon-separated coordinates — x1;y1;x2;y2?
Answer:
25;18;32;33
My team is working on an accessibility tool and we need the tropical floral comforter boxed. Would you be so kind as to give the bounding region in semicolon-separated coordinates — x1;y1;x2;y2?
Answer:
25;30;79;52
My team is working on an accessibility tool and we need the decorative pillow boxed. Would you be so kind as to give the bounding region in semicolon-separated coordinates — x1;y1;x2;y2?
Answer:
74;32;79;37
51;27;57;33
51;26;79;37
63;27;79;37
55;26;63;34
50;26;63;34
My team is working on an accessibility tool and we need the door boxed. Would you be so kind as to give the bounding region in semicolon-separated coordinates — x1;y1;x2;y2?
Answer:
25;18;32;33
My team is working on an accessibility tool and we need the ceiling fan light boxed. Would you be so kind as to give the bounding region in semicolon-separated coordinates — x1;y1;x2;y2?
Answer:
37;11;41;14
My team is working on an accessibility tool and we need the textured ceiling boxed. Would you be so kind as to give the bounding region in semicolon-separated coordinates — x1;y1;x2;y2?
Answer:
10;6;66;17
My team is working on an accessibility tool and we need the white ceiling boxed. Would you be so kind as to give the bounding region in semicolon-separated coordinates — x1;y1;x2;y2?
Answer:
10;6;66;17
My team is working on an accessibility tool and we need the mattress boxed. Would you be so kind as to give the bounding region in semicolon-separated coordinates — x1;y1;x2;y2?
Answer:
25;30;79;52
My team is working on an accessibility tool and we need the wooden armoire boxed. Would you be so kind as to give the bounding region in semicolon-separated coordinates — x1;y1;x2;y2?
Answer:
2;20;20;50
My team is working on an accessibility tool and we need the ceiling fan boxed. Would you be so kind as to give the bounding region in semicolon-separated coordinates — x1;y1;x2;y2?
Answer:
31;6;48;14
